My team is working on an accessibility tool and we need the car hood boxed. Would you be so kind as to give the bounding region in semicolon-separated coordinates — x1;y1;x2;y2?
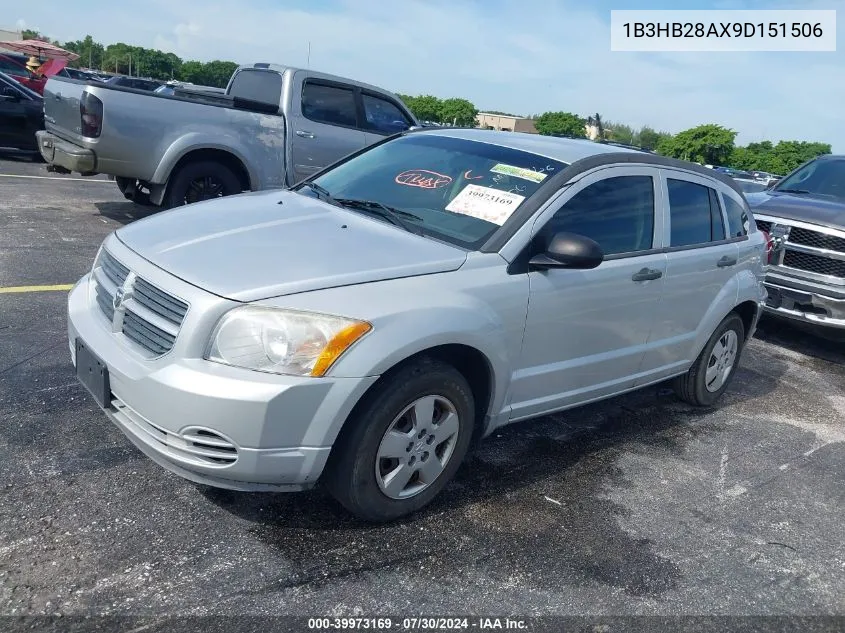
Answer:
117;190;468;302
746;191;845;228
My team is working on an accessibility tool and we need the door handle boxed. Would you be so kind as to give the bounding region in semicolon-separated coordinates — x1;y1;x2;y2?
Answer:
631;268;663;282
295;130;315;138
717;256;738;268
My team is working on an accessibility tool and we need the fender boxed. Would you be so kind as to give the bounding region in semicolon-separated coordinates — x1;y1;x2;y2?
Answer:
151;133;258;189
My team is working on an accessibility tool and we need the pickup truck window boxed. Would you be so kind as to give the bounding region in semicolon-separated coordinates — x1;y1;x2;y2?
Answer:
228;69;282;107
304;133;566;249
302;81;357;128
668;178;725;247
542;176;655;256
362;94;412;135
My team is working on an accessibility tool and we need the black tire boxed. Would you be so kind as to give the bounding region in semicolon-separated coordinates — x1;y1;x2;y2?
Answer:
673;313;745;407
323;358;475;523
163;161;242;209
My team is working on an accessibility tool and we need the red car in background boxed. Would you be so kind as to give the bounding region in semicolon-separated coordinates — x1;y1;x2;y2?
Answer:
0;53;66;95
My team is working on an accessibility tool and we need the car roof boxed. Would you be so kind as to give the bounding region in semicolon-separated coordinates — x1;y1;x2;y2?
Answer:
416;127;642;164
408;127;743;198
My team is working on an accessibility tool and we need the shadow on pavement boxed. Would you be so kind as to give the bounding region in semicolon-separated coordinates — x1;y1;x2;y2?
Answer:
197;353;787;598
754;315;845;365
94;200;159;225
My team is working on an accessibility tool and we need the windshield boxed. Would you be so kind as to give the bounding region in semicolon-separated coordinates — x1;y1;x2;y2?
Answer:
774;158;845;199
301;134;567;249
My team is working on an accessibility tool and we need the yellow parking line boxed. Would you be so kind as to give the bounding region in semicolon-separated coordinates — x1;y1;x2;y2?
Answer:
0;284;74;294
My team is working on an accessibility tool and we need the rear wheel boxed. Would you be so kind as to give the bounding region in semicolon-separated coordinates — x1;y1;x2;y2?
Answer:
673;313;745;407
164;161;242;209
323;358;475;522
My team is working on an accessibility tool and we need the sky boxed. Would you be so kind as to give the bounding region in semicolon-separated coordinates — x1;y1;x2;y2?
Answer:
3;0;843;151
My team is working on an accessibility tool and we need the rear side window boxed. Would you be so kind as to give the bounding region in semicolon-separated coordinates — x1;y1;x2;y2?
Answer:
544;175;655;256
722;195;750;237
302;82;357;127
362;94;412;135
228;69;283;106
668;179;725;247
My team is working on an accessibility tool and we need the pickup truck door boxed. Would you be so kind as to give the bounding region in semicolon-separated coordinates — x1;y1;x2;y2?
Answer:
288;72;367;184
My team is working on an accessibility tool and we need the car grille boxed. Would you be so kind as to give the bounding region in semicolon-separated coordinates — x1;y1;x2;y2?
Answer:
755;218;845;281
93;250;189;357
782;250;845;278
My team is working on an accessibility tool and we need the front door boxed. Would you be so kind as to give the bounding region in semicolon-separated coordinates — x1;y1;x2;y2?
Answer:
0;84;27;148
288;74;367;184
509;166;668;421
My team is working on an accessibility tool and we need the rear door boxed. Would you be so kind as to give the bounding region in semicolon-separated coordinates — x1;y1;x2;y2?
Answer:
638;169;740;380
288;73;367;183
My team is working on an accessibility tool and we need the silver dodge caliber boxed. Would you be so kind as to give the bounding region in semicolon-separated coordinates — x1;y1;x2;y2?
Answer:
69;129;769;521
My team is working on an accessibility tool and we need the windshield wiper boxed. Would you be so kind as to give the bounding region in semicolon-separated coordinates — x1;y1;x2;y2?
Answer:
777;188;811;194
297;181;340;205
335;198;424;236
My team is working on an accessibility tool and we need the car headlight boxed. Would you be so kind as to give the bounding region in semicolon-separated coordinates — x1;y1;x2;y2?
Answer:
205;306;372;377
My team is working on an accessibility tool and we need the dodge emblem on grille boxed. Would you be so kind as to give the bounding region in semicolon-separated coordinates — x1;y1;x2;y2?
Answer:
113;287;126;311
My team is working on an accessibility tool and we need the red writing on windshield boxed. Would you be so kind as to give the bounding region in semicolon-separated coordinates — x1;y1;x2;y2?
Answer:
395;169;453;189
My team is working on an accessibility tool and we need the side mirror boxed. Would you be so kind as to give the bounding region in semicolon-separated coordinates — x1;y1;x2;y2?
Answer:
765;180;778;190
529;232;604;270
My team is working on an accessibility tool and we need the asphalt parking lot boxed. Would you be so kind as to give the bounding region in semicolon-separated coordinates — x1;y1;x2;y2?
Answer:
1;154;844;621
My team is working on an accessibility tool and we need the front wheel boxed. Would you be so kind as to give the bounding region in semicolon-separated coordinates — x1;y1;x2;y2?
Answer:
673;313;745;407
163;161;242;209
323;358;475;522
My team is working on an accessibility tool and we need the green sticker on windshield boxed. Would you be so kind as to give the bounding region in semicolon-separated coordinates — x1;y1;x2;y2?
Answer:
490;163;547;183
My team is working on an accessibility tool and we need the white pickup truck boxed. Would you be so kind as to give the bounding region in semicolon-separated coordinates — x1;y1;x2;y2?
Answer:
36;63;418;208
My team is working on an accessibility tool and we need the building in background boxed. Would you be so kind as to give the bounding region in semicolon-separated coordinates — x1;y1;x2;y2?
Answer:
0;28;23;52
476;112;538;134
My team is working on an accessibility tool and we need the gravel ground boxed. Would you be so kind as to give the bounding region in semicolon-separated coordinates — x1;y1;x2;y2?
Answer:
1;155;844;627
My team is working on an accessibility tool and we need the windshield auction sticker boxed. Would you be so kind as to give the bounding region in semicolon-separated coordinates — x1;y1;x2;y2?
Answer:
490;163;547;183
445;185;526;225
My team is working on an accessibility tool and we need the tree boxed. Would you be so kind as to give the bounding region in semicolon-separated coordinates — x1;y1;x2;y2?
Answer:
728;139;830;174
438;98;478;127
656;123;736;165
63;35;106;69
637;126;671;151
534;111;586;137
21;29;42;40
402;94;442;123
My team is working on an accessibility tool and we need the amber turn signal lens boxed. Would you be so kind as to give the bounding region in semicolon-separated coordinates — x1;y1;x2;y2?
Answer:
310;321;373;377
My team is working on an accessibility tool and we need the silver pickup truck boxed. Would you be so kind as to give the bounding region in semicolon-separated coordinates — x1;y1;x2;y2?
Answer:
36;63;419;208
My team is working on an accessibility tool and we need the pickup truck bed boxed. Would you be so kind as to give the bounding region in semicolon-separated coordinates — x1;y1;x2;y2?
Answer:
37;63;418;208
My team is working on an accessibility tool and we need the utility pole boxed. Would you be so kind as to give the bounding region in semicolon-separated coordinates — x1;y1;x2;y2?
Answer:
306;42;311;69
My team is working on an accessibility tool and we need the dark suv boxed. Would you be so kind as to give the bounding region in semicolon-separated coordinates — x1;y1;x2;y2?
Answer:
745;155;845;337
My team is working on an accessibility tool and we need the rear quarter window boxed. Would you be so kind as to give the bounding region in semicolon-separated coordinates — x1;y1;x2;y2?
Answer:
228;69;283;106
722;194;750;237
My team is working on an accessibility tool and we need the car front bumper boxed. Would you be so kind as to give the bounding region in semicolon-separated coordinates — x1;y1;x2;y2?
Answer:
68;274;378;491
762;273;845;330
37;131;97;174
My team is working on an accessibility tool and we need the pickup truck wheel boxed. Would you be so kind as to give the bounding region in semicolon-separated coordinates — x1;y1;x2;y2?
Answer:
323;358;475;523
165;161;242;208
673;313;745;407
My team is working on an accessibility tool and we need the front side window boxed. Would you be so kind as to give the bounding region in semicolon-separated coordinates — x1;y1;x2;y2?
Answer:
301;82;357;128
362;94;412;135
668;179;724;247
542;175;655;256
301;134;567;249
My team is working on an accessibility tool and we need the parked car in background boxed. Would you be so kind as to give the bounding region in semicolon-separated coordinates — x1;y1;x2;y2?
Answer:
37;62;419;208
68;129;767;521
0;71;44;152
106;76;164;91
154;81;226;97
60;67;97;81
0;53;46;94
746;154;845;338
